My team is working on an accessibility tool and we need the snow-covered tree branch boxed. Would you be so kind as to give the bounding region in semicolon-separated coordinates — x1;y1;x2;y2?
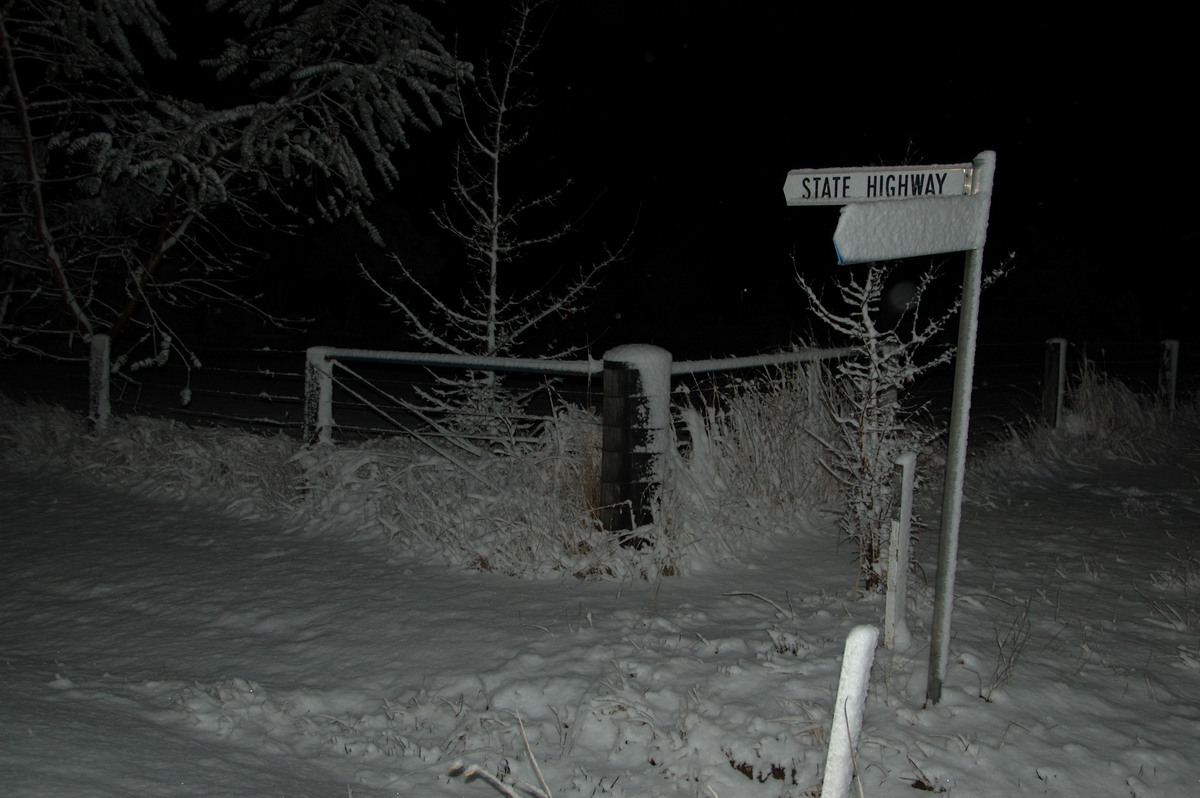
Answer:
1;0;464;381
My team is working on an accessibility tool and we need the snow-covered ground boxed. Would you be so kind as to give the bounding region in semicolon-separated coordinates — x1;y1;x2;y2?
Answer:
2;399;1199;797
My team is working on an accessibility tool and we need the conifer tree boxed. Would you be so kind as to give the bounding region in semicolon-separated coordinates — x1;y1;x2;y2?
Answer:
1;0;463;378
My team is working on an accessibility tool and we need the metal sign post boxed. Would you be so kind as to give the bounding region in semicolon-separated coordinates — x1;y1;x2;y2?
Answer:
784;151;997;705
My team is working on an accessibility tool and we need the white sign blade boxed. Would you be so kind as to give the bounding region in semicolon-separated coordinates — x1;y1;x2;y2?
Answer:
783;164;972;206
832;193;990;264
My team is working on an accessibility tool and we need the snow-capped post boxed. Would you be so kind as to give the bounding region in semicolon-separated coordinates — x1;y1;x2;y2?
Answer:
1160;339;1179;416
304;346;335;446
600;345;673;536
784;151;997;705
1042;337;1068;428
87;334;111;432
884;451;917;650
821;624;879;798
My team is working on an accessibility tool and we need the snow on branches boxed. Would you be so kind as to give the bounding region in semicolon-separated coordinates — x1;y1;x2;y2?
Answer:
797;257;1008;590
0;0;463;375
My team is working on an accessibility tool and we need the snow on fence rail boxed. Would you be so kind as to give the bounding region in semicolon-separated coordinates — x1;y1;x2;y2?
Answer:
302;344;858;445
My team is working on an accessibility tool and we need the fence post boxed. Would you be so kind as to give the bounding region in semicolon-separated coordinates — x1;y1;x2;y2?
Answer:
304;346;334;445
600;345;672;535
1042;337;1067;428
1160;339;1179;416
87;333;111;432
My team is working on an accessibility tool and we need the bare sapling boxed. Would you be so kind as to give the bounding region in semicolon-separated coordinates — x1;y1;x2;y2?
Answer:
361;0;628;434
796;257;1007;589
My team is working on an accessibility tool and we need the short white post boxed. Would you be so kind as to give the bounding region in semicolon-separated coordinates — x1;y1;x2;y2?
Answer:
88;333;111;432
822;625;879;798
884;452;916;650
304;346;335;445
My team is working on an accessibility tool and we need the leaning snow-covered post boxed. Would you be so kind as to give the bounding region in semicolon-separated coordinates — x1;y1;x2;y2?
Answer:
884;452;916;650
600;345;672;535
304;346;335;446
926;151;996;705
822;624;879;798
87;333;111;432
1042;337;1068;428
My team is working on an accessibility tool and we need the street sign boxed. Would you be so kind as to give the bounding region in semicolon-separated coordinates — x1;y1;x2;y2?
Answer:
782;151;998;706
832;193;990;264
783;164;973;206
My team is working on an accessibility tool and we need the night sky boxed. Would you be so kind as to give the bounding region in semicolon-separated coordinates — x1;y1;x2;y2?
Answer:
298;4;1195;359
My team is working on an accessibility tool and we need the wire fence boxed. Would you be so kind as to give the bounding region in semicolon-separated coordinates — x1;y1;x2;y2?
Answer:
1;337;1191;440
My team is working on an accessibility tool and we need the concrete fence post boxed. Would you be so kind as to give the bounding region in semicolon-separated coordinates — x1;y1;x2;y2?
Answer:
1042;337;1067;428
600;345;672;535
304;346;335;445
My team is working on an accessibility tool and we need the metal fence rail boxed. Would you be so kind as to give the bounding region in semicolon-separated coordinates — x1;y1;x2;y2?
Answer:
302;344;859;445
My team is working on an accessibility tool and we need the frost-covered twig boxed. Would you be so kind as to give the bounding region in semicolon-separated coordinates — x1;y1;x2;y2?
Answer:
722;591;793;619
449;710;553;798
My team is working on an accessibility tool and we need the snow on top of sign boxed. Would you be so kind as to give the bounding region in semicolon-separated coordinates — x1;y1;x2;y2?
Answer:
833;193;991;264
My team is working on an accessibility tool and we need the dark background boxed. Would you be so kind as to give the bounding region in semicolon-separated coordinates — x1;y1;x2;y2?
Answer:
5;3;1193;425
267;2;1191;362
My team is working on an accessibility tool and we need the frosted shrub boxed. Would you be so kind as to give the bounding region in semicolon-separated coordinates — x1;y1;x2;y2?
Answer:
297;402;700;580
0;396;300;518
796;261;965;590
1059;359;1165;456
663;362;841;568
2;356;920;581
292;365;847;579
976;359;1198;476
295;404;621;577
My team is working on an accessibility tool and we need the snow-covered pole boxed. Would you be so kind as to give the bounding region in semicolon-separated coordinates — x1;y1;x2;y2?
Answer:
87;333;111;432
304;346;335;446
600;345;672;535
926;150;996;705
1042;337;1068;428
821;624;879;798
